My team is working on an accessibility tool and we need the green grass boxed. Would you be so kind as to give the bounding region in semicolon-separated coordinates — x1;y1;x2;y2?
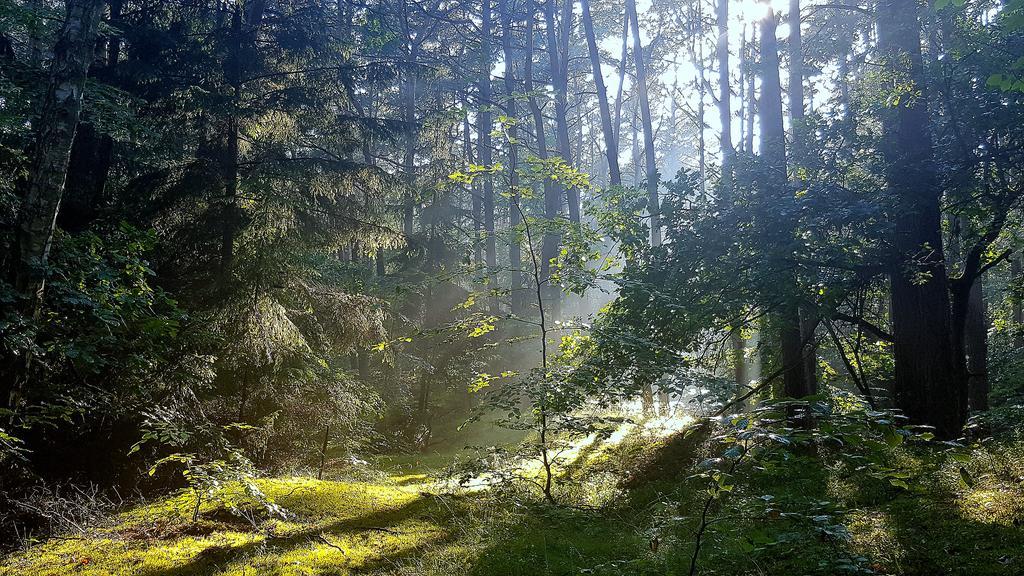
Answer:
4;423;1024;575
0;477;451;576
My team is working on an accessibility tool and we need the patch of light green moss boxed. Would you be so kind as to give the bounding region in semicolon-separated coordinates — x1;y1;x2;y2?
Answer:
0;478;436;576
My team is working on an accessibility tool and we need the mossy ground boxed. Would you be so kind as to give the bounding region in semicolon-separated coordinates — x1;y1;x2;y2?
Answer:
3;424;1024;575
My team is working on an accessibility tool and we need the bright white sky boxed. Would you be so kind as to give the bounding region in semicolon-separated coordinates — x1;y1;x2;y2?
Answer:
595;0;802;168
491;0;836;172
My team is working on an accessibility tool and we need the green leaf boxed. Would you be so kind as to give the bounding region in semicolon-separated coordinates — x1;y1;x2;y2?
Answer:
950;452;971;464
889;478;910;490
884;428;904;447
958;466;975;489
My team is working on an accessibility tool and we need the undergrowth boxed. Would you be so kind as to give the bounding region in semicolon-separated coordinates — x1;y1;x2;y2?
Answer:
2;414;1023;575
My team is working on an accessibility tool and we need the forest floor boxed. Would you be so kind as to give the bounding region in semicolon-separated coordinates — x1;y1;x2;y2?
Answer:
3;417;1024;575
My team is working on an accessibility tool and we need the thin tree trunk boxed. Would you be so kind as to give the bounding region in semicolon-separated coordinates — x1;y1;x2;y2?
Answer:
737;24;747;155
838;46;852;127
878;0;964;438
218;0;267;292
318;425;330;480
581;0;620;186
500;0;524;315
718;0;747;387
693;0;707;200
218;4;243;293
631;101;641;185
613;11;629;147
716;0;733;169
464;115;483;268
759;8;808;402
479;0;498;311
787;0;818;395
402;63;417;238
743;27;755;155
416;376;432;448
544;0;579;223
527;0;561;319
14;0;105;306
625;0;660;246
788;0;805;144
696;74;707;200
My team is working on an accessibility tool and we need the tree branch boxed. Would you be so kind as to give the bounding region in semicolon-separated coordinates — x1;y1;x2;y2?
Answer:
831;312;893;343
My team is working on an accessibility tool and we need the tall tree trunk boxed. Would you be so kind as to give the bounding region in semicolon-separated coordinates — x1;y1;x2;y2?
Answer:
613;11;629;147
965;276;988;413
60;0;121;233
716;0;733;170
759;8;808;402
631;101;641;185
696;75;707;200
628;0;661;410
692;0;707;201
398;1;418;241
544;0;579;223
499;0;524;315
743;27;756;155
14;0;104;306
838;44;853;128
877;0;964;438
717;0;747;387
787;0;818;396
217;0;267;292
402;62;417;239
479;0;498;311
8;0;103;409
464;114;483;268
787;0;805;145
581;0;620;186
626;0;659;247
526;0;560;319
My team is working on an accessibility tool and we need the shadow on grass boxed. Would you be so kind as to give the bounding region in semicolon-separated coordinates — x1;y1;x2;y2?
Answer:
763;447;1024;575
465;505;655;576
138;493;456;576
868;479;1024;575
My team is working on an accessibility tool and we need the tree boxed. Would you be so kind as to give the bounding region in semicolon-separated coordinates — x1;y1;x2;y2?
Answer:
13;0;104;309
787;0;818;396
525;0;562;318
625;0;660;247
500;0;525;315
477;0;500;313
758;6;810;402
877;0;964;438
580;0;620;187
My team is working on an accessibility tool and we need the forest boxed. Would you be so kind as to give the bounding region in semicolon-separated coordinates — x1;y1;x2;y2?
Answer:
1;0;1023;573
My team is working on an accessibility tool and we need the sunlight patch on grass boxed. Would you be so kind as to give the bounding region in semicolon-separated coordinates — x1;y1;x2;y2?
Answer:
0;478;439;576
956;484;1024;526
442;413;698;497
845;509;907;572
1;531;262;576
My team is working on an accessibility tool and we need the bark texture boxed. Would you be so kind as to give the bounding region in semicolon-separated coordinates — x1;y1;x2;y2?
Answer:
15;0;105;305
759;10;809;401
877;0;965;438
